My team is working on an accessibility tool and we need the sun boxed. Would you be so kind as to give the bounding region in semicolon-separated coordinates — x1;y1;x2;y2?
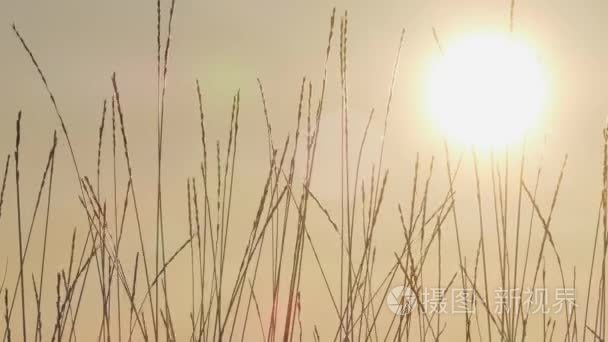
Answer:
425;32;547;148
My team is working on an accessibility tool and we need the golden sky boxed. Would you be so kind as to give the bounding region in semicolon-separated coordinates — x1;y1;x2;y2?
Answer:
1;0;608;340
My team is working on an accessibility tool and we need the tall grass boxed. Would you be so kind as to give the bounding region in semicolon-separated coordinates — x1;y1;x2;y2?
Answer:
1;2;606;342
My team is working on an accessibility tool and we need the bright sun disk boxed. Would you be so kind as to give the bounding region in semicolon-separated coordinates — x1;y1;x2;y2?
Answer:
426;32;547;148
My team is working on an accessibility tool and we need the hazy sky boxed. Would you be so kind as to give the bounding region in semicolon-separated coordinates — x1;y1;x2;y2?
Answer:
1;0;608;340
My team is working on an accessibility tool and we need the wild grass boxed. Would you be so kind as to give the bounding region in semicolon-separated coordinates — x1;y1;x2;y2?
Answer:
1;2;607;342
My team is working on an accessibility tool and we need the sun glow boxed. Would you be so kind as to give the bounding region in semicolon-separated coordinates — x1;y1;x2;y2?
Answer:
426;32;547;148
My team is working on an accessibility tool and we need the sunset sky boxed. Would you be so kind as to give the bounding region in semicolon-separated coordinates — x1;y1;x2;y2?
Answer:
1;0;607;340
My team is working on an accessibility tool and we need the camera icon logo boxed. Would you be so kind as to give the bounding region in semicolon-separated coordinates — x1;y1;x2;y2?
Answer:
387;286;417;315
